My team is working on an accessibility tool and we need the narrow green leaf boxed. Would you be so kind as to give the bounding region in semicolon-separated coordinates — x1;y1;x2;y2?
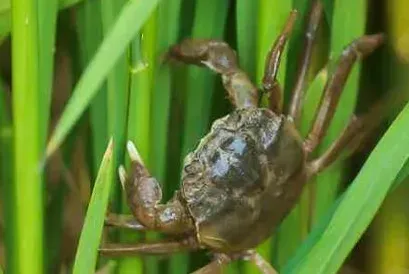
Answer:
284;0;311;100
250;1;292;272
76;0;108;175
46;0;162;158
37;0;57;148
151;0;181;191
148;2;183;272
72;139;114;274
272;1;314;268
0;81;12;274
236;0;258;79
285;101;409;273
121;9;159;273
101;0;129;186
0;78;11;185
179;1;229;272
181;0;229;157
8;0;43;272
300;67;328;137
314;0;368;223
0;0;84;38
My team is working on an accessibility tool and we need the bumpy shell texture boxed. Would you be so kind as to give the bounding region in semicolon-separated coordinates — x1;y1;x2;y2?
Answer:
181;108;305;252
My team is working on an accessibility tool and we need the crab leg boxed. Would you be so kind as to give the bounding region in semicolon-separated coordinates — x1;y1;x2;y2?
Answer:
245;251;278;274
166;39;258;108
307;100;385;177
192;254;231;274
104;213;147;230
121;141;194;234
262;10;297;114
303;34;384;154
99;238;199;256
288;0;323;123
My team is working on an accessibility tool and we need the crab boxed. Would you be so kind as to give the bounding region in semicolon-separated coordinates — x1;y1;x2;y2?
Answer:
99;2;383;273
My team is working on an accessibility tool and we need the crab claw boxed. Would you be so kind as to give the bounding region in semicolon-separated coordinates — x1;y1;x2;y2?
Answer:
126;140;144;164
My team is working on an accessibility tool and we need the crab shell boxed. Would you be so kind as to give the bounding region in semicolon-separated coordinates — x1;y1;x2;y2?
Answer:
180;108;307;252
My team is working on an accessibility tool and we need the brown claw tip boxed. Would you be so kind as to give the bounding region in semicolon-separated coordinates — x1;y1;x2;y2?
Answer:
161;44;181;63
374;33;386;44
367;33;385;47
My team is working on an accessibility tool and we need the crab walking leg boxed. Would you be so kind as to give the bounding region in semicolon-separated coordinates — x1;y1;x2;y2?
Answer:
303;34;384;154
99;239;199;257
262;10;297;114
192;254;231;274
245;251;278;274
166;39;258;108
307;100;385;177
288;1;323;123
123;141;195;234
104;213;147;230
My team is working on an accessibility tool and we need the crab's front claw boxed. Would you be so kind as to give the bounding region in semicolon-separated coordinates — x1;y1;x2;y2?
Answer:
118;140;194;234
121;141;162;215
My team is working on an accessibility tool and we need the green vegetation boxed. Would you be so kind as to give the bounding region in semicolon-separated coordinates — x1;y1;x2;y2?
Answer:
1;0;408;273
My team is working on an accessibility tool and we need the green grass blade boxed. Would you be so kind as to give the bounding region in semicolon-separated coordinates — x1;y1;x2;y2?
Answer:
123;10;160;273
37;0;59;270
46;0;162;158
0;79;11;186
394;159;409;189
236;0;258;79
8;0;43;272
101;0;128;188
148;2;182;272
0;79;11;274
151;2;182;273
249;1;292;272
72;140;114;274
314;0;368;223
37;0;57;148
299;67;328;137
151;0;181;195
181;0;229;157
272;1;315;269
284;101;409;273
58;0;84;9
179;1;229;272
0;0;84;38
76;0;108;175
284;0;312;100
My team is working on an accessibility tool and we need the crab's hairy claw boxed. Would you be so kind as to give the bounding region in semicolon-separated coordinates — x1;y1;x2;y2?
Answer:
122;148;194;234
166;39;258;108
